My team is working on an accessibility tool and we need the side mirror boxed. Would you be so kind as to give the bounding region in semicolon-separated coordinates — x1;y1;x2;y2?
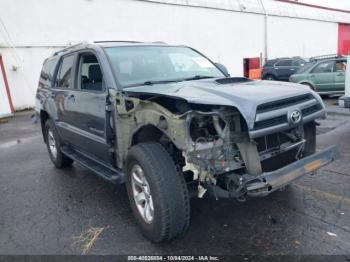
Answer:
215;63;230;77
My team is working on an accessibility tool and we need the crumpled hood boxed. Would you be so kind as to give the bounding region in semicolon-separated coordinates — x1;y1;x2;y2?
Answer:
124;78;319;129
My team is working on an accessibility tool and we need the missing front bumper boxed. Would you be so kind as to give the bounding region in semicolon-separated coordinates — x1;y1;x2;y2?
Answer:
207;145;338;199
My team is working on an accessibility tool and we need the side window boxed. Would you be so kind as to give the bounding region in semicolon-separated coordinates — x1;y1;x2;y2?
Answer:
39;58;58;88
292;59;305;66
56;55;75;88
334;60;347;72
311;61;334;74
78;53;104;92
276;59;292;67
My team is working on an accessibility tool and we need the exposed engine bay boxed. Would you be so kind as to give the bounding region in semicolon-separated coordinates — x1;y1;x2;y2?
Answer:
183;107;311;199
111;91;327;201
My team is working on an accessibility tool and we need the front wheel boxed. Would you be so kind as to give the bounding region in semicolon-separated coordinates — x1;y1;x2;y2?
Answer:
126;142;190;242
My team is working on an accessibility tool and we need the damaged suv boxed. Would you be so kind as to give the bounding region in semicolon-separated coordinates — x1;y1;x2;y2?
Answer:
36;41;337;242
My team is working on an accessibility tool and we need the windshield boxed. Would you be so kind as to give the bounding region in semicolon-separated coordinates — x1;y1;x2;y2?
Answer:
104;46;224;88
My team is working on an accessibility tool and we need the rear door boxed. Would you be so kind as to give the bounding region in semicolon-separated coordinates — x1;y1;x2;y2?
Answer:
53;53;78;143
309;60;335;92
274;59;293;80
334;59;346;92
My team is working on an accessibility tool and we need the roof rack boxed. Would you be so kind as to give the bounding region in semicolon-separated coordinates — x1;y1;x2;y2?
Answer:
53;41;89;56
309;54;345;62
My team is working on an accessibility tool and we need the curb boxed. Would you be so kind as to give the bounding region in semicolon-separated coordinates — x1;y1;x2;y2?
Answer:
326;110;350;117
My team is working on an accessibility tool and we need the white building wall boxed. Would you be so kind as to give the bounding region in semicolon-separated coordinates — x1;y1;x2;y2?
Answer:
267;16;338;58
0;0;345;109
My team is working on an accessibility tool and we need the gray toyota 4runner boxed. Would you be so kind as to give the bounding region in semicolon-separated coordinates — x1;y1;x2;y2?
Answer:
35;41;338;242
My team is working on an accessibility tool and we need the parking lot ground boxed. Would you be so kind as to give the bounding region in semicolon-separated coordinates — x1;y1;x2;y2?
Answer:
0;98;350;255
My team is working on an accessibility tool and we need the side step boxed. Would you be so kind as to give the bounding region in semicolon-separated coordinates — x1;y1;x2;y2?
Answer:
61;146;126;184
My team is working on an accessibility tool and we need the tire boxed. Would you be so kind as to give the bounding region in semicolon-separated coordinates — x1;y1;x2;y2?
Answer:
264;74;275;81
126;142;190;242
44;119;73;168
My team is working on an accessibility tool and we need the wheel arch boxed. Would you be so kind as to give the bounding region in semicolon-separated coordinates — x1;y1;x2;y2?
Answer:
130;124;185;167
40;110;50;143
299;81;316;90
131;124;166;146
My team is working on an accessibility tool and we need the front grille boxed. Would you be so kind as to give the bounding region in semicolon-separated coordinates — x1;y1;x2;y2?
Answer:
256;94;313;113
254;115;287;130
302;103;322;117
255;128;296;152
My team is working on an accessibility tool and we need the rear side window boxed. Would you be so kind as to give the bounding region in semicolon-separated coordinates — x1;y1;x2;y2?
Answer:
276;59;292;66
264;59;277;67
39;58;58;88
292;59;306;66
311;61;334;74
334;60;347;72
56;55;75;88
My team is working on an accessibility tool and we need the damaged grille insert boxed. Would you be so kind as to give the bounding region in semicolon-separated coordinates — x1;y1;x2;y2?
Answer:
302;103;323;117
254;115;287;130
256;94;314;113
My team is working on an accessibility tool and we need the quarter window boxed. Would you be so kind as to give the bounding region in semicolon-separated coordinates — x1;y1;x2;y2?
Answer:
39;57;58;88
56;55;75;88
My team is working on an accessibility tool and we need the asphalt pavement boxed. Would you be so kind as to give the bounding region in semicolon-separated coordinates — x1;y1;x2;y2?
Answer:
0;98;350;255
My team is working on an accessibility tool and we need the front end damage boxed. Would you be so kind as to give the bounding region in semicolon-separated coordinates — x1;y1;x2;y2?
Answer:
206;145;338;199
111;89;338;201
182;108;338;200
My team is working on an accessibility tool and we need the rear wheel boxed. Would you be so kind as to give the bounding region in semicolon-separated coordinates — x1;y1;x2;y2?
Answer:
44;120;73;168
264;74;275;80
126;142;190;242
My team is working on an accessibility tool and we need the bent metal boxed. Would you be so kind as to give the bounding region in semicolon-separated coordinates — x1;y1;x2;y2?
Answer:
35;41;338;242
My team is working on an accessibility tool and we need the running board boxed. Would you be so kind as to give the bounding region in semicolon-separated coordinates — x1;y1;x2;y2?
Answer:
61;146;126;184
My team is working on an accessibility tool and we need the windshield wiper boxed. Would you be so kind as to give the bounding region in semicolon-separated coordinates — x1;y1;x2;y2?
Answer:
183;75;215;81
124;75;216;88
124;79;181;88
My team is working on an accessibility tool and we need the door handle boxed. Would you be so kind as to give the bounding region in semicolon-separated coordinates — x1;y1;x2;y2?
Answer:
290;68;295;71
336;73;344;76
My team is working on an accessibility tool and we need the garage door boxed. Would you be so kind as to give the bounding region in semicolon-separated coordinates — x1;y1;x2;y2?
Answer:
338;23;350;55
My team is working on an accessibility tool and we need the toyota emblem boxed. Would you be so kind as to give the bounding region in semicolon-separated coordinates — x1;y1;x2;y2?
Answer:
290;110;302;124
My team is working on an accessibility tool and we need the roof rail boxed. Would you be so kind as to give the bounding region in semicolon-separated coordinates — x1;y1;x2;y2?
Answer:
309;54;345;62
53;41;89;56
93;40;142;44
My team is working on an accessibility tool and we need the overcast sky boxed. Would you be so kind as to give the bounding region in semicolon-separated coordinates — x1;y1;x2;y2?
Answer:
296;0;350;11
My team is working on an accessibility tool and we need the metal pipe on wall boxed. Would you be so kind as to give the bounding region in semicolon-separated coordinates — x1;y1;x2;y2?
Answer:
258;0;268;63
